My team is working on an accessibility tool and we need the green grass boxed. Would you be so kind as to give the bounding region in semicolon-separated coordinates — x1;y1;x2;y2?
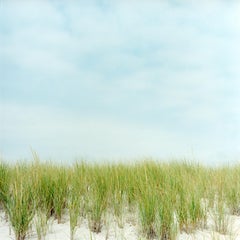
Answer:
4;164;35;240
87;165;109;233
0;159;240;240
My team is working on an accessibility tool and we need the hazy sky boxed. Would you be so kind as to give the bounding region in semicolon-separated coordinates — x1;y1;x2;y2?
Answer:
0;0;240;164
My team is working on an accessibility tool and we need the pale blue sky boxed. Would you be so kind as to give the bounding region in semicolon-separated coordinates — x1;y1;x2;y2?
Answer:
0;0;239;164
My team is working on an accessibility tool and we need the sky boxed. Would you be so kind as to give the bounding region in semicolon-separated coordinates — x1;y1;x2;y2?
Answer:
0;0;240;165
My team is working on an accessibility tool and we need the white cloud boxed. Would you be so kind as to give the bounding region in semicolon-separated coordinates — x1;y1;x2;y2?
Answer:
0;103;185;160
1;0;63;29
1;1;240;164
2;0;240;79
0;103;239;165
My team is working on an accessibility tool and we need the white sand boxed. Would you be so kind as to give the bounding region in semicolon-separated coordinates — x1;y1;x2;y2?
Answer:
2;211;240;239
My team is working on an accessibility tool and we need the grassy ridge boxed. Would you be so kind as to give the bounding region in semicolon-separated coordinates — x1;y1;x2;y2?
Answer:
0;158;240;240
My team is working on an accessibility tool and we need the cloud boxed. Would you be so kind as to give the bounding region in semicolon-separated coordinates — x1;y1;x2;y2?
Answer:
0;0;240;164
1;0;240;81
0;102;239;165
0;103;187;161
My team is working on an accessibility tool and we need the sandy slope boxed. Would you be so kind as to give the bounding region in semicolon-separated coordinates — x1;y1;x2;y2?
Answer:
1;211;240;240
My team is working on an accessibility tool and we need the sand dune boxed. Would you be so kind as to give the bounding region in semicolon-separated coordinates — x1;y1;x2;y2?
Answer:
1;211;240;240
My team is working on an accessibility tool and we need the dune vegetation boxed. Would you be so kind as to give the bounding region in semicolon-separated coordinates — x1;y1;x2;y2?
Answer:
0;155;240;240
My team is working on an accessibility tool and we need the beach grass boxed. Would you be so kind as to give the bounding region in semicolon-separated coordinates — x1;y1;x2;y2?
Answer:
0;158;240;240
